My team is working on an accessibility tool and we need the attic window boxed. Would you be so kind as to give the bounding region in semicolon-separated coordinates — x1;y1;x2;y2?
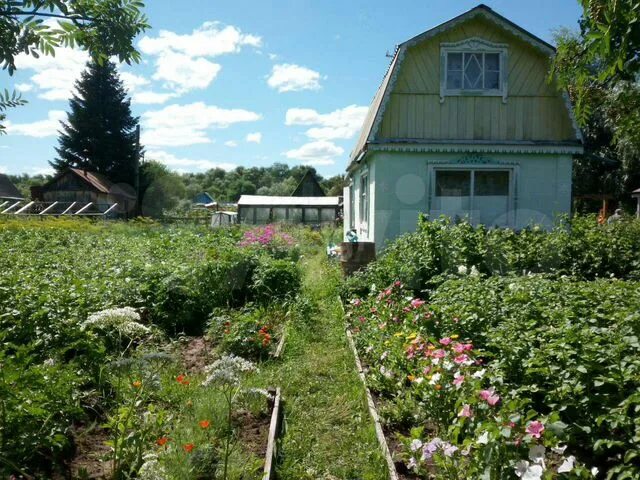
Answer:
440;38;508;102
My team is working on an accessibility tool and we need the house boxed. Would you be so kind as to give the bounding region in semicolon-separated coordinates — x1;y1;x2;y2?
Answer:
344;4;583;250
32;168;136;216
237;195;340;225
0;174;23;202
291;170;326;197
193;192;216;207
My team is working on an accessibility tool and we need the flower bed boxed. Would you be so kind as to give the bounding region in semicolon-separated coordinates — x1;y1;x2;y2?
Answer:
346;278;640;479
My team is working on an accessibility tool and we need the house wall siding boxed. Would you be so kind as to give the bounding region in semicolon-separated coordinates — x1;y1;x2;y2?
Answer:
378;16;576;143
368;151;572;250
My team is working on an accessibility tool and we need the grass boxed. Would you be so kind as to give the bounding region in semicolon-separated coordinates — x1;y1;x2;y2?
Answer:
249;252;388;480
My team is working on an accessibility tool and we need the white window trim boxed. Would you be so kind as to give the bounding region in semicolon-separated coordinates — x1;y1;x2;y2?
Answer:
427;164;517;227
440;37;509;103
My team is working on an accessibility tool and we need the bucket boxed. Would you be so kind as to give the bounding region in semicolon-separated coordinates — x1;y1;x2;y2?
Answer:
340;242;376;276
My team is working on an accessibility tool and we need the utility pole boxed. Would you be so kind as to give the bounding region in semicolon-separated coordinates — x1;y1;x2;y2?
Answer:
134;124;141;217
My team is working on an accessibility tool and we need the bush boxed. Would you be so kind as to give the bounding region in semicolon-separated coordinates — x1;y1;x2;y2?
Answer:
347;277;640;478
250;257;301;304
343;215;640;298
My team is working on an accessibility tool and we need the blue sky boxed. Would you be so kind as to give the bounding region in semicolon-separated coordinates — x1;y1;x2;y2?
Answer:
1;0;583;177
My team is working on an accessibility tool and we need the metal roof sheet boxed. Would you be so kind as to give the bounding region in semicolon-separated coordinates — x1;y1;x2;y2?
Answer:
237;195;340;206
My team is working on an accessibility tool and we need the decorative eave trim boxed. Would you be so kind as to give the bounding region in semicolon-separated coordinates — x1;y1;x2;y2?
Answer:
367;141;584;155
403;6;555;55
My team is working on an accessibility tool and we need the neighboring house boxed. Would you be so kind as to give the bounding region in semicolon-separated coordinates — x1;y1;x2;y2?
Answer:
292;170;326;197
32;168;136;215
344;4;583;250
0;174;23;202
237;195;340;225
193;192;216;206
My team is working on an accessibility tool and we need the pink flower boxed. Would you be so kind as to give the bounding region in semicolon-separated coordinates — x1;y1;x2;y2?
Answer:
422;366;431;375
479;389;500;406
403;307;412;313
463;343;474;352
394;281;402;287
454;354;469;364
358;316;366;323
453;375;465;388
458;404;473;418
432;349;446;359
452;343;465;354
526;421;545;439
439;337;452;346
352;299;362;307
411;298;426;309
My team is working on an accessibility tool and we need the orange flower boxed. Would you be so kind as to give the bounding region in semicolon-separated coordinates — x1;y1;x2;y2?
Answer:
435;384;443;391
132;380;142;388
176;375;190;385
156;437;169;447
199;420;211;429
183;443;195;453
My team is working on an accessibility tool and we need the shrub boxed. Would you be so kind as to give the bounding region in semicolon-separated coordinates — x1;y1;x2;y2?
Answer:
250;257;301;304
343;215;640;298
347;277;640;478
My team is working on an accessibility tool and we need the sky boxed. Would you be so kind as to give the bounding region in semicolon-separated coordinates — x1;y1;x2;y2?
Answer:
0;0;583;178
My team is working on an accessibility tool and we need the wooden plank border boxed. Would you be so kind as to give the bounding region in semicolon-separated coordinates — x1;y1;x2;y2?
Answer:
262;387;283;480
345;328;399;480
272;328;287;359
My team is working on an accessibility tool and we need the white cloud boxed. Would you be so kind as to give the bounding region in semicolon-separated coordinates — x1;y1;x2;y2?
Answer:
285;104;368;140
138;22;260;95
224;140;238;147
6;110;66;137
139;22;261;58
132;91;177;105
268;53;278;61
246;132;262;144
15;48;88;101
0;165;7;174
284;140;343;166
15;83;33;93
267;64;322;92
147;150;236;172
30;166;55;176
119;71;150;92
141;102;261;147
152;52;221;92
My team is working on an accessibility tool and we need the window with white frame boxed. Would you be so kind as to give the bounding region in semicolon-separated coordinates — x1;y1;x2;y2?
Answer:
440;38;508;101
359;173;369;232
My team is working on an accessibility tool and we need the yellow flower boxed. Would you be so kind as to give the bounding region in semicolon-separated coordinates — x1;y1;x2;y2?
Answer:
406;333;417;340
427;345;436;350
407;375;416;382
394;332;404;337
451;334;459;340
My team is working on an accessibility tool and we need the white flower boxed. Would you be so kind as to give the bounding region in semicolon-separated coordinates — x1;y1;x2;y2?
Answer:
442;443;458;457
551;445;567;455
442;360;454;371
138;453;167;480
528;445;546;468
472;369;486;379
429;373;441;385
380;350;389;361
557;456;575;474
43;358;56;367
407;457;417;470
202;355;256;387
515;460;543;480
83;307;150;339
591;467;599;477
410;439;423;452
414;377;424;384
477;431;489;445
470;265;480;277
457;265;468;275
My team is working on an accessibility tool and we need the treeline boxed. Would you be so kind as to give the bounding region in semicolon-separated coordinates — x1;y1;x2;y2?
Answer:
8;162;347;214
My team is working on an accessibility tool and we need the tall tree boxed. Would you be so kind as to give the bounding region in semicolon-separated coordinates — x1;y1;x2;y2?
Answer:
52;60;141;187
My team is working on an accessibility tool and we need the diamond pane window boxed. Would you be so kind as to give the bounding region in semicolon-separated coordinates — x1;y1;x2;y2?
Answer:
446;50;502;92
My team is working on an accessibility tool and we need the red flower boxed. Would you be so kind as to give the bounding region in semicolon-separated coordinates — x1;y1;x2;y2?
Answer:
176;375;190;385
183;443;195;453
156;437;169;446
199;420;211;429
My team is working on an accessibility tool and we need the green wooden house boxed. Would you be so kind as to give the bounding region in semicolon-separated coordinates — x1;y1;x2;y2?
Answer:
344;4;583;250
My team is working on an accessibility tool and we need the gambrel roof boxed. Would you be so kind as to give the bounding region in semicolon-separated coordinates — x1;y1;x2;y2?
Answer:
349;4;582;169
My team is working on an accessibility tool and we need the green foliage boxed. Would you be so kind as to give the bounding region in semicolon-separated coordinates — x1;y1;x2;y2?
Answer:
1;0;149;75
51;60;141;187
0;89;27;134
250;258;301;305
344;215;640;298
139;161;186;218
348;278;640;478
